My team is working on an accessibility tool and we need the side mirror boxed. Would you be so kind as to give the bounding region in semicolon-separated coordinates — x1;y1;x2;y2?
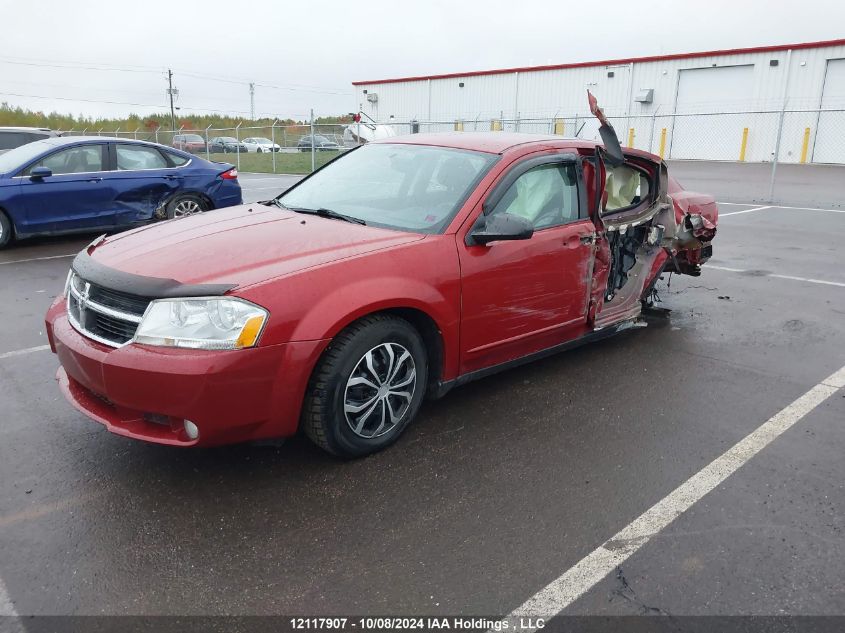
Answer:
30;166;52;180
467;213;534;246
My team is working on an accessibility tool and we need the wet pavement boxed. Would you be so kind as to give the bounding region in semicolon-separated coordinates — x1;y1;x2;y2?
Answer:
0;171;843;620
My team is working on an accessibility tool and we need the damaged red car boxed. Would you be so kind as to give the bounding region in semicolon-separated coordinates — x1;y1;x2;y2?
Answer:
46;116;717;458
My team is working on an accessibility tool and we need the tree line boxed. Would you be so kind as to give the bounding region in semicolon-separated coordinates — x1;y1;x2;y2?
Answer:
0;103;353;132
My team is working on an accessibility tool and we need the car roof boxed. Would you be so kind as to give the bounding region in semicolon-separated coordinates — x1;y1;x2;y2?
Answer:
371;131;662;161
370;132;597;154
0;126;57;133
31;136;167;147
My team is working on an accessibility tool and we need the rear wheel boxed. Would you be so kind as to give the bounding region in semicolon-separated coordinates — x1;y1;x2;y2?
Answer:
166;194;208;219
0;211;12;249
302;315;428;458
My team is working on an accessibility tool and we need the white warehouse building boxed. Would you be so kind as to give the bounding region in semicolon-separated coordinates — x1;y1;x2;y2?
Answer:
352;39;845;164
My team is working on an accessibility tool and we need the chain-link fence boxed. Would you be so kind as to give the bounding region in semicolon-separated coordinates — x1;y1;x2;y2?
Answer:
58;108;845;186
59;122;356;174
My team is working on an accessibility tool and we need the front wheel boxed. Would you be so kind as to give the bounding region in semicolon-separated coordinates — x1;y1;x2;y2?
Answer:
302;315;428;458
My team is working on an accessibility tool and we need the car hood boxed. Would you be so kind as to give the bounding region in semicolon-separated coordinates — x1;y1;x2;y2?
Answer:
87;204;425;290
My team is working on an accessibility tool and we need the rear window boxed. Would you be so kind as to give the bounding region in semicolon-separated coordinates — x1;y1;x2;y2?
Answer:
165;150;189;166
0;131;49;151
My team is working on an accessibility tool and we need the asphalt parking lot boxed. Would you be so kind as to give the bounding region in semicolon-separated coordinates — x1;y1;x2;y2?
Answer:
0;167;843;626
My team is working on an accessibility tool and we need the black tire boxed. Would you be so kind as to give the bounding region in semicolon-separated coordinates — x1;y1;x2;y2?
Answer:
0;211;13;249
165;193;208;220
302;314;428;458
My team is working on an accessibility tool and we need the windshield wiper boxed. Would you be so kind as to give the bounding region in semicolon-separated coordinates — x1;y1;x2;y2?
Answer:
282;204;366;225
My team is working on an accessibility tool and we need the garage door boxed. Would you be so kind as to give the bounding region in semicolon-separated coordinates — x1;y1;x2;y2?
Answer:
813;58;845;164
671;65;755;160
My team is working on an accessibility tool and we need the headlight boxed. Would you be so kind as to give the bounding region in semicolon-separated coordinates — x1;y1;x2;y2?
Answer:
134;298;268;350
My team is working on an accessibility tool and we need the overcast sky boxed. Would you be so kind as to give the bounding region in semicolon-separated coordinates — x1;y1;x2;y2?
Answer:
1;0;843;123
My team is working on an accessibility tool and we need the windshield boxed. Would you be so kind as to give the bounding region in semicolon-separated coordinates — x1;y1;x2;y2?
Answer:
184;134;203;142
0;139;52;174
277;143;497;233
253;138;272;144
218;137;237;143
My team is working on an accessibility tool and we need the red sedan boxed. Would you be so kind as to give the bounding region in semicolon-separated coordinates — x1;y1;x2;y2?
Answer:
46;130;717;457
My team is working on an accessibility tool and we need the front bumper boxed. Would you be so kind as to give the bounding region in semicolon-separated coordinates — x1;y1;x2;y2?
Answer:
47;301;328;447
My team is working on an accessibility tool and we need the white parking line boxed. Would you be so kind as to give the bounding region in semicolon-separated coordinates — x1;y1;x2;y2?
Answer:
0;576;19;619
718;202;844;213
769;204;845;214
0;345;50;360
503;364;845;628
0;254;75;266
719;205;771;217
238;174;299;180
707;265;845;288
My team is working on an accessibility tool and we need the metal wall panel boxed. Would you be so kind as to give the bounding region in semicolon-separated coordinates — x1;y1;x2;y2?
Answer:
354;43;845;163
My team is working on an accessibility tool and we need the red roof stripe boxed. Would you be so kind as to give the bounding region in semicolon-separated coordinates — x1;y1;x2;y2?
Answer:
351;38;845;86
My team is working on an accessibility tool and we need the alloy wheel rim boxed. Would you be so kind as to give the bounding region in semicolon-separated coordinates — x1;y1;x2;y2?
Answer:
344;342;416;439
173;199;201;217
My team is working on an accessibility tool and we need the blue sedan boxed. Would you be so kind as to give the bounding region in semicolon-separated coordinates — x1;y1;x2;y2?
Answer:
0;136;242;248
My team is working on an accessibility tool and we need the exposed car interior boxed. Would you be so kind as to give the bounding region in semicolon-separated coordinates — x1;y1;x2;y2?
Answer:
604;164;651;212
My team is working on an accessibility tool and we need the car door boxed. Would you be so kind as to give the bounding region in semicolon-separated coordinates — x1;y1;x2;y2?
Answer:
99;143;184;226
17;143;113;234
457;154;597;374
591;154;665;328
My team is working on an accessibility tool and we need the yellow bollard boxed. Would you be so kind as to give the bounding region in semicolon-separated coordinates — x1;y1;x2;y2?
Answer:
491;120;502;132
739;127;749;161
553;118;565;135
627;127;635;148
800;127;811;163
658;128;667;159
454;120;464;132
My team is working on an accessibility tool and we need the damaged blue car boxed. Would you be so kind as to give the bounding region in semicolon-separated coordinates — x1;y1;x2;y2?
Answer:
0;136;242;248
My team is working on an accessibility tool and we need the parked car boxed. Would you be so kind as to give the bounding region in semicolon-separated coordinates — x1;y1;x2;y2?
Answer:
0;137;241;248
0;127;61;154
46;130;717;458
210;136;247;153
172;133;210;154
242;137;281;153
297;134;340;151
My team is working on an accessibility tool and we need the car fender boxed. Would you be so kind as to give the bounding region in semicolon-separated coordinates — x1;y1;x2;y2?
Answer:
296;273;455;336
252;267;461;384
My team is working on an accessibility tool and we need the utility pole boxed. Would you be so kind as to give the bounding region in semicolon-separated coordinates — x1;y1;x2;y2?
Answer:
167;69;177;131
249;83;255;121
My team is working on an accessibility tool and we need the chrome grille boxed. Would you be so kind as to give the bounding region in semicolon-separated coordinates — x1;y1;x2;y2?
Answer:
67;273;152;347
